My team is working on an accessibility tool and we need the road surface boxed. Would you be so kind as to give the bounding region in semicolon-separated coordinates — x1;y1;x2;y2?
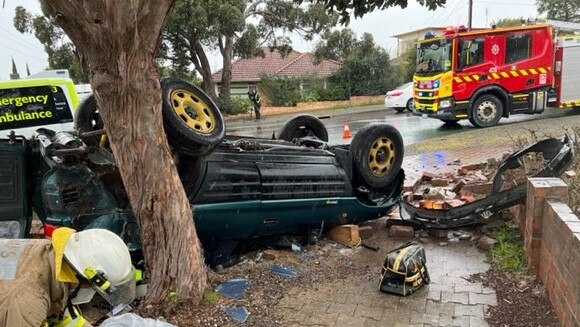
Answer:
225;106;580;147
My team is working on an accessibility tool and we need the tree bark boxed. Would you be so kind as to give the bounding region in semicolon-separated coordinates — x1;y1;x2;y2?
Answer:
41;0;208;305
218;35;235;99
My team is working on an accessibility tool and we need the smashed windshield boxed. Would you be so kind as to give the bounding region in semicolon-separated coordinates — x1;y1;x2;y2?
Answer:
416;39;452;75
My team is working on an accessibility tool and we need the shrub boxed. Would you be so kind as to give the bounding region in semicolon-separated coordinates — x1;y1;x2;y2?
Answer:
216;96;251;115
260;74;301;106
491;224;527;274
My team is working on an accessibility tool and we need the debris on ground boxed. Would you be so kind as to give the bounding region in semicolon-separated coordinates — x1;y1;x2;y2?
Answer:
99;313;176;327
477;235;499;252
327;224;361;247
221;306;250;324
470;267;559;327
215;279;251;300
269;264;298;278
399;137;573;228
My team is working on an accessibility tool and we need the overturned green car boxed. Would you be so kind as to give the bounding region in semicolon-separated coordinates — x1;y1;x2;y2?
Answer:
0;78;404;264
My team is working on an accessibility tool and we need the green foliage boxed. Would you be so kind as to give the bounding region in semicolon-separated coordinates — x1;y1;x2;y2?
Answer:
298;0;446;24
260;74;301;106
217;96;252;115
203;291;220;304
313;29;357;63
318;31;398;96
492;17;525;28
163;0;338;100
537;0;580;22
396;45;417;85
13;6;87;83
491;225;527;274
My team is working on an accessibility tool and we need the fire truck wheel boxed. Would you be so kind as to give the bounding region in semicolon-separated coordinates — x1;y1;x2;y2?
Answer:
351;123;404;189
470;94;503;127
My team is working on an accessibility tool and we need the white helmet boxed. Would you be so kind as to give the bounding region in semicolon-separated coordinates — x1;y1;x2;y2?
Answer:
63;228;135;307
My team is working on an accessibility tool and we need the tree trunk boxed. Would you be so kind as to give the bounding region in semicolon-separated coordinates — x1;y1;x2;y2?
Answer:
219;35;235;100
190;40;217;99
41;0;207;305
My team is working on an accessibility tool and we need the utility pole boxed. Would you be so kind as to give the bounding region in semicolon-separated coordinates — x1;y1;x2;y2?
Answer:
468;0;473;30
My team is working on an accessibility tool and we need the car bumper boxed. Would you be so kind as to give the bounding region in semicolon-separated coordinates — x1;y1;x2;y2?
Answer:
412;101;469;120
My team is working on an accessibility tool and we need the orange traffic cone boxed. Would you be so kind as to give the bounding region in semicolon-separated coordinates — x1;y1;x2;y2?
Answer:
342;121;351;139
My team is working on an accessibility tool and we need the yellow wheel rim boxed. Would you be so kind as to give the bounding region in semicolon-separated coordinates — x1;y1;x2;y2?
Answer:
368;137;395;176
170;89;216;133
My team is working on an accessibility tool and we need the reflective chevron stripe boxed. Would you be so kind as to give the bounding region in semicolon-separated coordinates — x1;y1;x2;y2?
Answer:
452;67;551;83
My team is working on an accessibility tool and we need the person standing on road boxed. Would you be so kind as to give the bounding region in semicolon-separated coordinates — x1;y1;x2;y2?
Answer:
247;87;262;120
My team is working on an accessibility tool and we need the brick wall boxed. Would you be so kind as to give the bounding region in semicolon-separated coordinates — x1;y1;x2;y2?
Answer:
516;178;580;327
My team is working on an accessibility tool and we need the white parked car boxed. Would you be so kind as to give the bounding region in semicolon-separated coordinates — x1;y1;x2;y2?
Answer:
384;82;414;113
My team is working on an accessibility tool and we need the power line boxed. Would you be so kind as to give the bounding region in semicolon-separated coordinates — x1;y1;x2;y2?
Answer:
0;43;47;64
0;26;45;53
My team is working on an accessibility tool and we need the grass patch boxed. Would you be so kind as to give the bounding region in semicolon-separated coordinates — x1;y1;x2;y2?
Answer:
203;291;220;304
490;224;527;274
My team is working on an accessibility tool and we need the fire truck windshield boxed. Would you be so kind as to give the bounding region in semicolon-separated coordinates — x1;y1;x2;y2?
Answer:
415;39;452;75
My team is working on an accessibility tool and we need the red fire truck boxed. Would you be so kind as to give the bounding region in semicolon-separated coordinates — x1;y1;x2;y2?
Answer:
412;21;580;127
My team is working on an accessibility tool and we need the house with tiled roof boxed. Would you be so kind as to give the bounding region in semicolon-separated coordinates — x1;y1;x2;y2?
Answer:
211;48;341;99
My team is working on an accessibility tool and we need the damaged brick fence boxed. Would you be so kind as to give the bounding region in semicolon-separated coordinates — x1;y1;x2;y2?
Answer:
511;177;580;327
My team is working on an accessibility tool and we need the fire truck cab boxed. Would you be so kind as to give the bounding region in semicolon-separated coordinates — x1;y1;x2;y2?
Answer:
413;24;557;127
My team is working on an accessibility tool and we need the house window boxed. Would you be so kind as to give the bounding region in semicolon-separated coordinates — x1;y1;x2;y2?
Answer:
506;33;531;64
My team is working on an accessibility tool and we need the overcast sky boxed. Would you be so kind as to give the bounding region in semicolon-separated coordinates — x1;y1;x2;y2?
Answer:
0;0;539;82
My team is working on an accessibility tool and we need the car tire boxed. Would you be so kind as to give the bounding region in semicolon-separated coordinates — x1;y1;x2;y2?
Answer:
406;99;414;112
74;94;104;145
350;123;404;189
278;114;329;142
161;78;225;156
470;94;503;128
394;107;405;113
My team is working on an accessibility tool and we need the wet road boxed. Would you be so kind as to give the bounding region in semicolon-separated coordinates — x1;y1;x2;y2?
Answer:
226;106;580;146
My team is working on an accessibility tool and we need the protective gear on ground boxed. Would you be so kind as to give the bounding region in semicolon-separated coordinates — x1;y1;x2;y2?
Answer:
379;240;430;296
62;228;135;307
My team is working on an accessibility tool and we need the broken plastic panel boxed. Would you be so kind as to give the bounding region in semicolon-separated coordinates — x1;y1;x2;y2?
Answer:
270;264;298;278
400;136;574;228
221;306;249;324
215;278;250;299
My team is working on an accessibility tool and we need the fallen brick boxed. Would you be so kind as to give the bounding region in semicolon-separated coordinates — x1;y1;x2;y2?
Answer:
328;224;361;247
565;170;576;179
461;182;492;195
452;179;466;193
419;200;435;209
458;168;469;176
431;178;450;187
461;163;484;171
433;200;446;210
421;171;437;181
412;192;424;201
473;171;488;182
461;195;476;203
445;199;466;208
403;191;413;202
389;225;415;238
